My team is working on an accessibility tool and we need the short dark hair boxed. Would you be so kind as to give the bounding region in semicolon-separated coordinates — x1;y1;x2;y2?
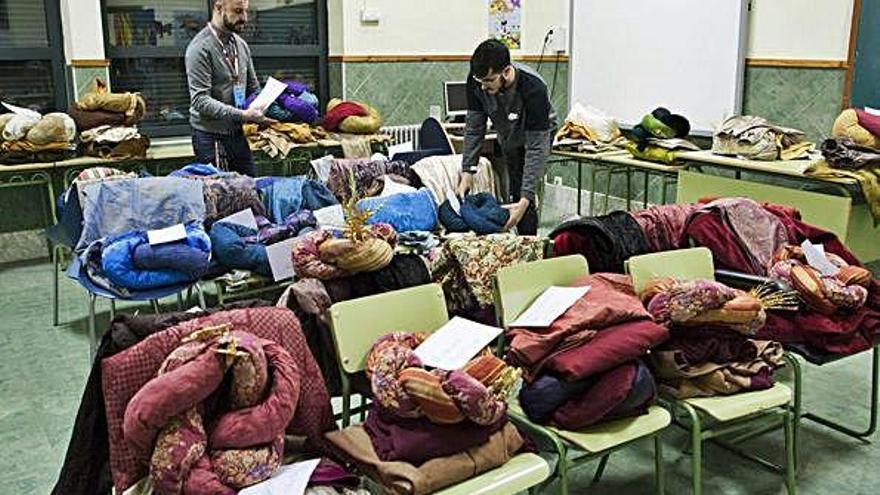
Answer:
470;39;511;78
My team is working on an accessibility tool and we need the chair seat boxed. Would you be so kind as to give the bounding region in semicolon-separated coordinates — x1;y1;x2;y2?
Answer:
549;406;672;453
684;383;792;422
434;453;551;495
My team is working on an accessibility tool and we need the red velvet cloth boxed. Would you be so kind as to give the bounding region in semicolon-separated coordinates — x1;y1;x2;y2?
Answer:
856;108;880;138
552;362;641;430
551;230;599;269
506;273;652;381
323;101;368;131
545;319;669;381
632;203;698;252
103;307;336;493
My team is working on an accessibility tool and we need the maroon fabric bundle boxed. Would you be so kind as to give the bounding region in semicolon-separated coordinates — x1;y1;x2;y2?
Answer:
323;101;368;131
632;203;698;252
551;362;652;430
856;108;880;138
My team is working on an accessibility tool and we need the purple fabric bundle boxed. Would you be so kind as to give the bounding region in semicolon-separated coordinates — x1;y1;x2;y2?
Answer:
245;80;320;124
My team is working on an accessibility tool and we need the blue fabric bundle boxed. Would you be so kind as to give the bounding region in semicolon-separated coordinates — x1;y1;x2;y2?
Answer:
258;176;338;225
168;163;230;178
439;193;509;235
518;375;592;424
209;222;271;277
101;222;211;290
357;188;438;233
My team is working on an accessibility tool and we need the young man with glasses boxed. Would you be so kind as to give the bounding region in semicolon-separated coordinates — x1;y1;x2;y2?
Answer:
456;39;557;235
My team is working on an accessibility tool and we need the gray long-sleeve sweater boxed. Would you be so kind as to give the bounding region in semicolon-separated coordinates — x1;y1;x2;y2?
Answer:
185;25;260;135
462;63;557;203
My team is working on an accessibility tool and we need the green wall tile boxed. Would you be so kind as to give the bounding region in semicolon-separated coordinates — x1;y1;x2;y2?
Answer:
71;67;110;101
328;61;343;99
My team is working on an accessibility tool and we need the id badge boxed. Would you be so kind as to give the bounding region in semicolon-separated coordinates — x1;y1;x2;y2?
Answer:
233;83;246;109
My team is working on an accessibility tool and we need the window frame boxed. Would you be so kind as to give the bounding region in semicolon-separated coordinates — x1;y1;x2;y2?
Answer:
101;0;328;138
0;0;68;112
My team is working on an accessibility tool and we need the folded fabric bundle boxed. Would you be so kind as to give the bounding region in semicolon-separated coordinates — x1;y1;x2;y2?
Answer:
506;273;657;379
356;188;438;233
642;278;767;335
102;307;335;493
0;109;78;163
245;80;320;124
326;158;410;203
629;107;690;151
553;102;627;153
439;193;509;235
77;176;206;252
650;335;783;399
712;115;812;161
101;222;211;290
1;111;41;141
293;224;398;280
363;407;506;465
806;157;880;226
0;139;75;164
820;136;880;170
258;176;338;225
432;234;545;315
325;422;523;495
410;155;496;206
366;333;516;425
831;108;880;149
324;98;382;134
195;175;267;226
631;203;699;252
74;77;146;123
123;327;298;493
25;112;77;145
769;245;870;315
209;222;272;277
550;210;651;273
624;142;679;164
243;122;325;159
80;125;150;160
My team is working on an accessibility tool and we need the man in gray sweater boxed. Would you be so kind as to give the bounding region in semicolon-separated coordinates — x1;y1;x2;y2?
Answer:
185;0;273;176
456;39;557;235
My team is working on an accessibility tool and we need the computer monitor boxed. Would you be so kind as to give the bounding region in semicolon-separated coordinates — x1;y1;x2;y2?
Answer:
444;81;468;120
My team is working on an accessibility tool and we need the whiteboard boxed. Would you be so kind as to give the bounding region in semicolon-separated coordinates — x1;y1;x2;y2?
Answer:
568;0;748;135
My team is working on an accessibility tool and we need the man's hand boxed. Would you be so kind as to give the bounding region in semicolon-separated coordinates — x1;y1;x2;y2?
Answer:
502;198;530;232
456;172;474;198
241;107;277;125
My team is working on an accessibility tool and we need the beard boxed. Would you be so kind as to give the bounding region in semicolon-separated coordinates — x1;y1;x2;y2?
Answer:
222;12;246;33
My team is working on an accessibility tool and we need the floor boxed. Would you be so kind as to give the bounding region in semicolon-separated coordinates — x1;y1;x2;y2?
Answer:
2;259;880;494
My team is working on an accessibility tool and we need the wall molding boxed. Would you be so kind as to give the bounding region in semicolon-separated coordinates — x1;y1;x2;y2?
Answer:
329;54;570;63
70;59;110;68
745;58;849;69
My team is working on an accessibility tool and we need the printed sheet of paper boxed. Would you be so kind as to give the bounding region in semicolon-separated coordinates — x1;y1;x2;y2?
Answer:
219;208;258;230
266;238;297;282
247;77;287;112
147;224;187;245
446;190;462;214
239;458;321;495
387;141;414;157
510;286;591;327
413;316;503;370
314;204;346;229
381;177;417;197
801;240;839;276
2;101;40;118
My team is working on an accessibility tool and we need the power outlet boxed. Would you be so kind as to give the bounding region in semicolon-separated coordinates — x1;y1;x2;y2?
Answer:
548;25;567;53
553;176;563;186
360;9;380;24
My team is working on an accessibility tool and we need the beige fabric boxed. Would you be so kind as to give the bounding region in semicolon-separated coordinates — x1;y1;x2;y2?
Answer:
340;136;373;158
411;155;497;204
832;109;880;149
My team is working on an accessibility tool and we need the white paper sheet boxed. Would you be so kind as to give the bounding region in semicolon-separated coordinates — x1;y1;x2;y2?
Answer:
266;238;297;282
219;208;258;230
446;190;462;215
310;154;335;183
509;286;591;327
866;106;880;117
801;239;839;276
147;224;187;245
247;77;287;112
2;101;40;118
314;204;346;229
239;458;321;495
387;141;414;158
381;177;418;197
413;317;503;370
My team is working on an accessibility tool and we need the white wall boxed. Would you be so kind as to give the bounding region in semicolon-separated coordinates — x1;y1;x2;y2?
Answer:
334;0;568;56
746;0;854;60
59;0;104;62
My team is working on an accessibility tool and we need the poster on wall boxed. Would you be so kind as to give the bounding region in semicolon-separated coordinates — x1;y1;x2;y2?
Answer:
488;0;522;49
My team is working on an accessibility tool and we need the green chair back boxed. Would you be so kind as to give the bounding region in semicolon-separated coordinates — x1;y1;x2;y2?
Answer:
493;255;589;328
328;283;449;375
627;247;715;294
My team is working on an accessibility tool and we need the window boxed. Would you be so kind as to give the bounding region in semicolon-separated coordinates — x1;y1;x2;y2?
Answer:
103;0;328;137
0;0;67;113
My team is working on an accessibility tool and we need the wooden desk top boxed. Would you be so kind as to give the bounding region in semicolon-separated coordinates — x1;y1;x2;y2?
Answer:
677;150;856;185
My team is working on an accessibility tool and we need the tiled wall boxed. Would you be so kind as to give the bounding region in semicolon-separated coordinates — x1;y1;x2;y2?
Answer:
334;60;569;126
69;66;111;101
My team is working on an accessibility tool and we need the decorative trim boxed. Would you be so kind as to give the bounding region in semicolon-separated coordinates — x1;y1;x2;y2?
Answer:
745;58;849;69
329;54;569;63
70;59;110;68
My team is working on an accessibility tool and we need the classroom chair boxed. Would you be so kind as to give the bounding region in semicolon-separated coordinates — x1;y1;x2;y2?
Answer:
327;283;552;495
493;255;671;495
627;247;796;495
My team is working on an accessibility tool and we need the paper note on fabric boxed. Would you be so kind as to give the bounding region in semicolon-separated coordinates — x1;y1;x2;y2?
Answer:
414;317;503;370
248;77;287;111
219;208;258;230
266;238;297;281
147;224;186;245
801;240;839;276
510;286;592;327
239;458;321;495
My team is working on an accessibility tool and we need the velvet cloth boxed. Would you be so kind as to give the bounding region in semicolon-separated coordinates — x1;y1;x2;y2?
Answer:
102;307;336;493
549;211;651;273
326;159;409;203
439;193;509;235
552;361;655;430
323;101;368;132
631;203;699;252
51;301;269;495
507;274;650;372
363;407;506;465
325;422;523;495
856;108;880;138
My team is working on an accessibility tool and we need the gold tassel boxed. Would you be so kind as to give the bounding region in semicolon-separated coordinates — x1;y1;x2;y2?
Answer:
182;322;233;343
748;282;801;311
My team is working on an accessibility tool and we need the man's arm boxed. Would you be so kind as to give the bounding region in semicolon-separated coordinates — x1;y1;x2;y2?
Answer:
186;43;245;123
243;41;260;96
519;83;554;203
461;76;488;174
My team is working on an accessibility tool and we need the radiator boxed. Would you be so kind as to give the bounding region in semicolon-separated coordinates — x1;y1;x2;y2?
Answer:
380;124;421;148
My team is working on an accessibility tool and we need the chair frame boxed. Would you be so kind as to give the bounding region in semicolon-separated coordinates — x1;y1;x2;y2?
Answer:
493;255;668;495
627;248;797;495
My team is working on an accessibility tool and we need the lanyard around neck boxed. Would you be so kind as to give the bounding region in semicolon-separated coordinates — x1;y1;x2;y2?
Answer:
208;23;240;83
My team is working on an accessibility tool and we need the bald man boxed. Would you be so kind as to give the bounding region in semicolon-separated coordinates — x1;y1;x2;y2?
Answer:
186;0;273;176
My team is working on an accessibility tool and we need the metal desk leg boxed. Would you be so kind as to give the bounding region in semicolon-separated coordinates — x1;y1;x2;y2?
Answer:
590;164;598;216
151;299;161;314
109;300;116;321
88;293;98;361
577;160;583;216
52;245;60;326
643;171;650;209
625;166;633;211
661;177;669;205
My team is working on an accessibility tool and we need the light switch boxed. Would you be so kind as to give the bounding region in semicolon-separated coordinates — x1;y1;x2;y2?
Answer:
360;9;381;24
